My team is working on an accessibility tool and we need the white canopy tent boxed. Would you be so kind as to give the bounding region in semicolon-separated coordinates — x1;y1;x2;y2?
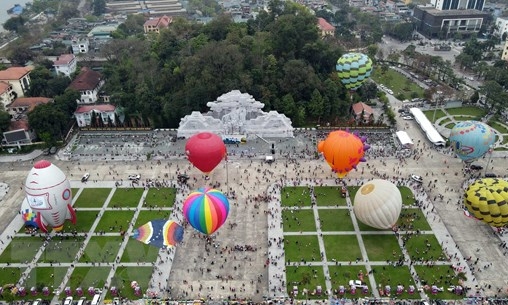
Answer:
395;131;414;148
409;108;446;146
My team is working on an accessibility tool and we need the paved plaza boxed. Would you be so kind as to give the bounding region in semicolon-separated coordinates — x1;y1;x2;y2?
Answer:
0;127;507;304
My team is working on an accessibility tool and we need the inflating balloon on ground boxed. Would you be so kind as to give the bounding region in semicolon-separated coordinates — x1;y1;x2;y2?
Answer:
449;121;496;163
336;53;373;91
317;130;369;178
131;219;183;248
183;187;230;235
353;179;402;229
464;178;508;227
185;132;227;175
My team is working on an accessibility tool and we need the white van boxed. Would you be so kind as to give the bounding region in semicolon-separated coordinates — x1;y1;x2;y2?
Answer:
77;297;86;305
91;294;101;305
33;299;42;305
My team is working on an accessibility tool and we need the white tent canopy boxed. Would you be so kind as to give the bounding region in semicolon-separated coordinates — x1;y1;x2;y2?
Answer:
409;108;446;146
395;131;414;148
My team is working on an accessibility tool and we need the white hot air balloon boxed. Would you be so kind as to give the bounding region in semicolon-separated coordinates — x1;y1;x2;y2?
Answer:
353;179;402;229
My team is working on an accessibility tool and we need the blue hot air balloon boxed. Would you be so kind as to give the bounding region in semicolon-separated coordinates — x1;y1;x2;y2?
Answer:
449;121;496;163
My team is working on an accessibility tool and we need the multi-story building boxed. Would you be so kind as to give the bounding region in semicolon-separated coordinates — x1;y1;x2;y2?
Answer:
494;16;508;38
317;18;335;37
68;68;104;104
501;39;508;61
0;67;32;98
143;15;172;34
414;6;487;38
431;0;485;11
0;82;15;109
71;37;89;54
53;54;77;78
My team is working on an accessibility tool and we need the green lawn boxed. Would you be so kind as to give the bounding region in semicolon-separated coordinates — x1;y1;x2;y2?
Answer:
362;235;402;261
490;121;508;134
284;235;321;263
318;209;355;231
285;266;326;299
323;235;361;261
109;188;144;207
24;267;68;289
372;68;424;100
63;211;98;232
399;186;417;206
71;188;81;199
69;266;111;289
109;266;153;300
404;234;447;261
282;209;316;232
371;265;418;299
0;268;24;286
439;118;452;126
145;188;176;207
423;109;447;122
0;236;44;263
120;239;159;263
96;211;135;233
314;186;347;206
39;237;86;263
398;208;431;231
347;186;361;201
413;265;466;299
445;122;456;129
328;265;372;297
79;236;123;263
134;210;173;228
446;106;486;117
281;187;312;207
74;188;112;208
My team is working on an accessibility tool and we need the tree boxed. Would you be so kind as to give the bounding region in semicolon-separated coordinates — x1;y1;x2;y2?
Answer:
3;16;25;33
28;104;68;141
93;0;106;16
0;110;10;133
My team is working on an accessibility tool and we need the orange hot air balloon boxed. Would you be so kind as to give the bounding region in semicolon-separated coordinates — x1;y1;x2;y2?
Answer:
317;130;369;178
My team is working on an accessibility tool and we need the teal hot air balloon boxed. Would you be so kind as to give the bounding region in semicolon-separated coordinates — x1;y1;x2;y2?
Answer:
449;121;496;163
336;53;373;91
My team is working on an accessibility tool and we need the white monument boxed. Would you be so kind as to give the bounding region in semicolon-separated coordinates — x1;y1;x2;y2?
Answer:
177;90;294;139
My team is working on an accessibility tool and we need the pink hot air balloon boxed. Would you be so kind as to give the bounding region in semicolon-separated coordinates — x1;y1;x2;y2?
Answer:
185;132;227;175
24;160;76;232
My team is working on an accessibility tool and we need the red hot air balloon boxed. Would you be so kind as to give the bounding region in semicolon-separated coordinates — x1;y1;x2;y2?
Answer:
185;132;227;175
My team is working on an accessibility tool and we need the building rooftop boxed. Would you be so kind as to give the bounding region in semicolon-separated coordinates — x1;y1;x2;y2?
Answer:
75;104;116;113
68;68;102;91
0;67;32;80
53;54;75;66
9;97;53;112
0;81;11;94
317;17;335;31
352;102;374;115
418;6;489;16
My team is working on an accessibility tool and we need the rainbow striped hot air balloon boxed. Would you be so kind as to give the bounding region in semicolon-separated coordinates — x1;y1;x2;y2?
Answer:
183;187;230;235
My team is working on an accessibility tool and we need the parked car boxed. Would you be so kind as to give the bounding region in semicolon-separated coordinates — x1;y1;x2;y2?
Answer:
485;173;497;178
411;174;423;183
81;173;90;182
348;280;368;289
63;297;73;305
470;164;483;170
402;116;414;120
398;109;406;113
49;146;57;154
128;174;141;180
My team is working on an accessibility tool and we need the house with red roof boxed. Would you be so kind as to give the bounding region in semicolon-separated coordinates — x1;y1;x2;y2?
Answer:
0;66;32;98
53;54;77;78
2;97;53;145
0;81;15;109
143;15;172;34
351;102;374;123
317;17;335;37
68;67;104;104
74;104;120;128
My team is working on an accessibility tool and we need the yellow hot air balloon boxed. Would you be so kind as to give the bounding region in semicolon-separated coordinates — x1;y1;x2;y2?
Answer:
464;178;508;227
